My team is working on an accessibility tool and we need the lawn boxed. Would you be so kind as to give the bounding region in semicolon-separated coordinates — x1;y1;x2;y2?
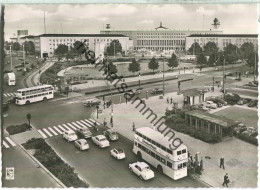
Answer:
214;106;258;128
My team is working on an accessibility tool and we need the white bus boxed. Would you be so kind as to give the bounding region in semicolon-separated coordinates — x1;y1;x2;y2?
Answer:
16;85;54;105
133;127;188;180
7;72;16;86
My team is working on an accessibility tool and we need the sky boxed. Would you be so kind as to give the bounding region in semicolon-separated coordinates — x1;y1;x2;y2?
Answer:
4;4;258;39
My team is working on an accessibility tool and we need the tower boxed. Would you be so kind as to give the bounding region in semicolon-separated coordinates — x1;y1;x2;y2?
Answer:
212;18;220;29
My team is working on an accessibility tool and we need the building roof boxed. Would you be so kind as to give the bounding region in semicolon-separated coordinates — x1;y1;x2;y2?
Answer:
188;34;258;38
37;34;127;38
181;88;209;97
20;35;35;39
185;110;240;128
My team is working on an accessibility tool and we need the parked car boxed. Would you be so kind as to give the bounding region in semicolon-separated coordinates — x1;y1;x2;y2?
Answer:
204;101;217;109
110;148;126;160
233;123;247;134
74;139;89;150
17;68;22;71
237;99;247;105
242;127;257;136
103;129;119;141
201;106;211;111
247;100;257;107
92;135;110;148
129;162;155;180
216;102;223;107
225;72;232;76
150;88;163;94
63;130;78;142
76;127;92;139
83;98;101;107
247;82;257;87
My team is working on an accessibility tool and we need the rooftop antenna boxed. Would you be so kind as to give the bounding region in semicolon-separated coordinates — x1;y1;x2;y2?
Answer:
61;23;63;34
44;11;46;34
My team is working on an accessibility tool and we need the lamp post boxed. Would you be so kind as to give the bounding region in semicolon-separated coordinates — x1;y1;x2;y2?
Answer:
110;105;114;127
212;76;215;92
254;51;257;82
96;105;99;119
113;42;115;58
9;45;12;70
22;44;25;66
222;55;226;98
138;73;141;89
163;55;165;96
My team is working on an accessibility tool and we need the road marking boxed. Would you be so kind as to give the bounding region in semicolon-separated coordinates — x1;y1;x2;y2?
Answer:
53;126;63;134
84;119;94;127
43;128;53;137
58;125;67;132
80;120;92;128
37;130;47;139
62;124;73;131
89;119;100;125
3;140;10;148
5;137;16;147
67;123;77;130
71;122;81;129
4;94;7;97
48;127;58;136
76;121;86;128
6;93;12;97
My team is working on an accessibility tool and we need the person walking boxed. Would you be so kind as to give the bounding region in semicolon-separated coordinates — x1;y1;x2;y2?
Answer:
170;97;173;104
94;122;98;131
220;156;225;169
167;97;169;104
103;118;107;128
132;122;136;132
200;158;204;172
222;173;230;187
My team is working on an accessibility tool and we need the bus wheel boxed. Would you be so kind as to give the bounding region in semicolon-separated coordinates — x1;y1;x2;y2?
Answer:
137;151;142;160
26;101;30;105
157;165;163;174
43;97;47;101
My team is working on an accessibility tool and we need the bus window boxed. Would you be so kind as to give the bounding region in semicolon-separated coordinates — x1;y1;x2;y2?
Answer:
183;162;187;168
135;142;137;146
150;151;156;158
49;92;52;94
147;138;151;143
161;146;166;151
161;158;166;164
156;154;160;161
182;149;186;154
151;140;156;145
138;143;142;148
178;164;182;169
156;142;160;148
167;161;172;168
167;149;173;154
177;150;182;155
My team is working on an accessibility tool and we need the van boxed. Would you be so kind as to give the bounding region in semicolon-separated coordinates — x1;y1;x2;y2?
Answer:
83;98;101;107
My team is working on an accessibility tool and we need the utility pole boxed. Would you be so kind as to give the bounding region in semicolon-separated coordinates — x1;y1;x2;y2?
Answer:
9;45;12;70
113;42;115;58
212;76;215;92
254;52;256;82
23;44;25;65
163;55;165;96
223;55;225;97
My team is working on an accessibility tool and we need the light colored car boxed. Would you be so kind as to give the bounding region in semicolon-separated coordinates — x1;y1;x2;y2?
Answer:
63;130;78;142
242;127;257;136
205;101;217;109
77;127;92;139
201;106;210;111
74;139;89;150
103;129;119;141
129;162;155;180
83;98;101;107
110;148;126;159
92;135;110;148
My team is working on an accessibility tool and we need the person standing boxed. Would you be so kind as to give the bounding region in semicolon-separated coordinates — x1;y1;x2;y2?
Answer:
167;97;169;104
132;122;136;132
103;118;107;128
220;156;225;169
200;158;204;171
170;97;173;104
222;173;230;187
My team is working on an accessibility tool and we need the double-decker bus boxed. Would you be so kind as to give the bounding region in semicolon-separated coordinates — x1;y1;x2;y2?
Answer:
133;127;188;180
15;85;54;105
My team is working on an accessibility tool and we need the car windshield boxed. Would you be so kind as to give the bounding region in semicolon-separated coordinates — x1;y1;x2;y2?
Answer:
111;132;117;136
82;141;88;145
142;166;150;171
118;149;124;153
100;138;106;141
69;132;76;136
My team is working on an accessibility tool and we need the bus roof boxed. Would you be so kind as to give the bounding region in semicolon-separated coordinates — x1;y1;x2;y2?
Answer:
7;72;15;78
136;127;187;151
17;85;53;92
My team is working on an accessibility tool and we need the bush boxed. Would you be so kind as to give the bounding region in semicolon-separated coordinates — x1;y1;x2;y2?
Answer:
23;138;89;188
224;93;240;105
6;123;31;135
237;133;258;146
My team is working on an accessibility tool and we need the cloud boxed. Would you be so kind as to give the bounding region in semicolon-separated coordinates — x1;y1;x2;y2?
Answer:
139;19;154;24
196;6;216;16
96;17;109;22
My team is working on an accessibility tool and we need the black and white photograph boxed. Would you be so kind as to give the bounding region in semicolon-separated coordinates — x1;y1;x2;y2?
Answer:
0;2;258;188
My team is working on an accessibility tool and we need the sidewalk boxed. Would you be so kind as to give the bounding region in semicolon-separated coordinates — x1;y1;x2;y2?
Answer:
94;91;257;188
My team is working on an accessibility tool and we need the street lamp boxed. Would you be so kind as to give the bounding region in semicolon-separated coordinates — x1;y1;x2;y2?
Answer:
110;106;114;127
138;72;141;89
96;105;99;119
162;55;165;96
9;45;13;70
113;42;116;58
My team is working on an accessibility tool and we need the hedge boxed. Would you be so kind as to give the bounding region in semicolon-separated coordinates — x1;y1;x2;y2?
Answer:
236;133;258;146
6;123;31;135
23;138;89;188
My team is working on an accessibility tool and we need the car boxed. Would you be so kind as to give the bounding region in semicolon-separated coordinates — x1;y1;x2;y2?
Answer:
214;67;219;71
242;127;257;136
133;89;141;94
237;99;247;105
63;130;78;142
204;101;217;109
17;68;22;71
110;148;126;160
83;98;101;107
74;139;89;150
92;135;110;148
76;127;92;139
201;106;210;111
150;88;163;94
248;100;257;107
233;123;247;134
253;81;258;85
129;162;155;180
247;82;257;87
225;72;232;76
103;129;119;141
216;102;223;107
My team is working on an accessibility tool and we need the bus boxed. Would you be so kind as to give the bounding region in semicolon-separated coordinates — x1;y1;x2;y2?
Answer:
15;85;54;105
7;72;16;86
133;127;188;180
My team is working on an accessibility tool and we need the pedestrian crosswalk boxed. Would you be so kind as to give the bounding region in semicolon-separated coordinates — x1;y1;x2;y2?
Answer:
3;92;16;97
37;118;100;139
2;137;17;149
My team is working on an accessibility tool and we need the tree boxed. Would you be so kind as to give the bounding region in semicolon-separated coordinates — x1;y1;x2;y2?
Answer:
24;41;35;55
128;58;141;74
5;41;12;50
196;53;207;65
167;53;179;71
247;52;258;68
188;42;202;55
106;40;122;56
66;50;75;61
240;42;255;60
12;42;21;51
73;41;85;56
107;61;118;75
203;42;218;55
26;113;32;129
224;44;239;64
54;44;69;58
208;52;218;66
148;57;159;73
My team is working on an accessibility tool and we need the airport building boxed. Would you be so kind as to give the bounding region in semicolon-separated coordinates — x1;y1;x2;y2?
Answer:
100;22;223;51
185;34;258;51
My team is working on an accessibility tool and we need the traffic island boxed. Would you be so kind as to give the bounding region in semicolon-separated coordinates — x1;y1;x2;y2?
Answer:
6;123;32;135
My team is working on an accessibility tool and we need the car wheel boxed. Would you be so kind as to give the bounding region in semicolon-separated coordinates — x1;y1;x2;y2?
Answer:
26;100;30;105
43;97;47;102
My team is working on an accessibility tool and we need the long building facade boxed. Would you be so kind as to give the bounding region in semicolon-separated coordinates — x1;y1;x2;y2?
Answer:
100;22;223;51
20;34;133;58
185;34;258;51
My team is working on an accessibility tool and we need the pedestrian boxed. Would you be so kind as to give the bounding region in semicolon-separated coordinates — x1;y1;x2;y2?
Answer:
94;122;98;131
109;100;112;107
132;122;136;132
200;158;204;171
170;97;173;104
220;156;225;169
103;118;107;128
106;101;109;108
167;97;169;104
195;153;198;162
103;101;106;109
188;151;191;158
222;173;230;187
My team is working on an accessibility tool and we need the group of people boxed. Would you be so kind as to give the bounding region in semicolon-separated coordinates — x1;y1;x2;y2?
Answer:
166;97;174;104
103;100;112;109
187;152;203;176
